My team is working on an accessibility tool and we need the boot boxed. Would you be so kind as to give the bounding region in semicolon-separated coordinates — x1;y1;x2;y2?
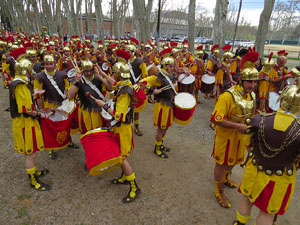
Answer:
223;170;237;188
161;140;170;152
122;173;141;203
29;169;49;178
112;172;129;184
27;167;50;191
214;181;231;208
49;150;57;160
134;124;143;136
154;144;168;158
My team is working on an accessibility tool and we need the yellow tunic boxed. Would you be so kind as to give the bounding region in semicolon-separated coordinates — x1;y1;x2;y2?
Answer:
240;111;298;215
258;71;270;99
268;66;288;92
112;81;134;159
141;73;174;129
210;85;251;165
12;77;44;154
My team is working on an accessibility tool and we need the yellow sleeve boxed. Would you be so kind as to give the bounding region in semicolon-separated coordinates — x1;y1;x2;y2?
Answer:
57;58;63;71
33;79;44;99
154;56;159;64
269;69;277;82
229;60;237;74
64;78;71;91
140;75;161;88
2;62;10;73
139;62;148;78
189;55;194;63
244;133;253;148
91;54;97;61
114;93;131;122
210;92;233;122
15;84;34;113
215;69;224;85
206;60;214;71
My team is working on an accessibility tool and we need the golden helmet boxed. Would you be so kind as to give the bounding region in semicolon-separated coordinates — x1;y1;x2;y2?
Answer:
171;48;180;54
81;60;93;71
15;58;33;76
63;46;70;51
26;49;37;57
223;51;234;59
43;54;55;62
279;84;300;114
112;62;123;73
49;41;55;46
120;63;131;79
11;44;19;50
240;51;259;81
125;44;136;53
161;48;174;65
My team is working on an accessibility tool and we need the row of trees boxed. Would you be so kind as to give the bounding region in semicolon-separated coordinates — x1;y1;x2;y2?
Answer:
0;0;299;57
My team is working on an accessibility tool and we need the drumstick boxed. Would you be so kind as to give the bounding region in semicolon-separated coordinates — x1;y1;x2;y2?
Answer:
85;92;98;101
159;85;172;91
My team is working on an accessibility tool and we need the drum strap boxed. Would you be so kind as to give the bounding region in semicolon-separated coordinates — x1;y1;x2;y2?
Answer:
128;62;141;84
147;63;154;71
13;77;26;83
44;70;66;99
110;107;131;127
82;76;105;100
158;67;178;95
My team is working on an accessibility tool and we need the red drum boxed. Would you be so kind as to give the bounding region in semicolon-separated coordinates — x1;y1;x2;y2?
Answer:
174;92;196;125
178;73;195;94
200;74;215;94
40;109;71;150
80;128;122;176
134;85;147;109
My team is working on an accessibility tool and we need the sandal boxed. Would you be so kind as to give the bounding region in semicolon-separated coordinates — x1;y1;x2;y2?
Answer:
134;127;143;136
48;151;57;160
112;173;129;185
161;144;170;152
31;180;51;191
215;189;231;208
35;169;49;177
224;179;237;188
154;148;168;159
122;187;141;203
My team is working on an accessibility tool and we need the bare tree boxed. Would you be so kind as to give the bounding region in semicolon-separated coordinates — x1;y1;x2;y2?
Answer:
212;0;229;47
188;0;196;52
94;0;105;41
255;0;276;60
132;0;154;42
85;0;94;35
62;0;82;36
231;0;242;49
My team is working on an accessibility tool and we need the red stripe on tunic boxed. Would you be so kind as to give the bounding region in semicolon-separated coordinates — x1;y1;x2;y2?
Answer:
223;140;230;165
80;113;87;134
22;127;38;154
157;108;171;129
254;180;275;214
277;183;292;215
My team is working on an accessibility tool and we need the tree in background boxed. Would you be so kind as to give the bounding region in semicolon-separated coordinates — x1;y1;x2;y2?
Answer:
212;0;229;47
255;0;276;60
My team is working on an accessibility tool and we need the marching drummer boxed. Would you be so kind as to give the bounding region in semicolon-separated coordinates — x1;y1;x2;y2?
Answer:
215;45;235;99
34;54;76;160
67;59;114;134
205;44;221;99
94;58;141;203
192;45;206;104
9;48;50;191
140;48;177;159
210;51;259;208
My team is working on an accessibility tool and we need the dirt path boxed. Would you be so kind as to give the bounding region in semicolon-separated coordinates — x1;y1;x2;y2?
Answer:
0;84;299;225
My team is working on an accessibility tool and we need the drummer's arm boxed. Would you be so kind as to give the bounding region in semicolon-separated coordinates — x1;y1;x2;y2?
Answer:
67;71;82;99
206;60;214;76
15;84;47;118
33;79;44;109
140;75;161;93
94;64;115;91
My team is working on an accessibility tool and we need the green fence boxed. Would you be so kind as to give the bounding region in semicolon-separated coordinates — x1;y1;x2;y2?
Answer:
267;40;299;45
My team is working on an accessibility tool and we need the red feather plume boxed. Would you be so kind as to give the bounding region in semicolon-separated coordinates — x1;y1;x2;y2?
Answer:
130;37;139;46
115;49;131;61
268;52;273;62
10;47;26;60
240;52;259;69
160;48;172;56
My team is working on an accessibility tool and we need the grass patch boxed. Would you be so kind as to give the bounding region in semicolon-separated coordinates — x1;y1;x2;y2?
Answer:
18;207;28;218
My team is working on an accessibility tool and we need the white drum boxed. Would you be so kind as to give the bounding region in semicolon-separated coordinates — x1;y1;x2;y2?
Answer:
101;99;115;121
268;92;280;111
178;74;195;84
201;74;215;84
57;99;75;114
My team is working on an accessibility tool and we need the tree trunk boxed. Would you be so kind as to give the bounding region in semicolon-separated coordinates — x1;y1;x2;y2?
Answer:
231;0;242;50
212;0;229;47
112;0;120;39
188;0;196;52
94;0;105;41
255;0;275;61
132;0;153;42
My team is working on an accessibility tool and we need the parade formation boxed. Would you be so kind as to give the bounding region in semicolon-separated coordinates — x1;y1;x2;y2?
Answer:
1;28;300;225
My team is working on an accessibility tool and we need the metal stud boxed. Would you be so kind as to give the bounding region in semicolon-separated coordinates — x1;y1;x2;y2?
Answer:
275;170;283;176
287;170;293;176
258;165;263;171
266;170;272;175
248;152;253;158
252;159;256;165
